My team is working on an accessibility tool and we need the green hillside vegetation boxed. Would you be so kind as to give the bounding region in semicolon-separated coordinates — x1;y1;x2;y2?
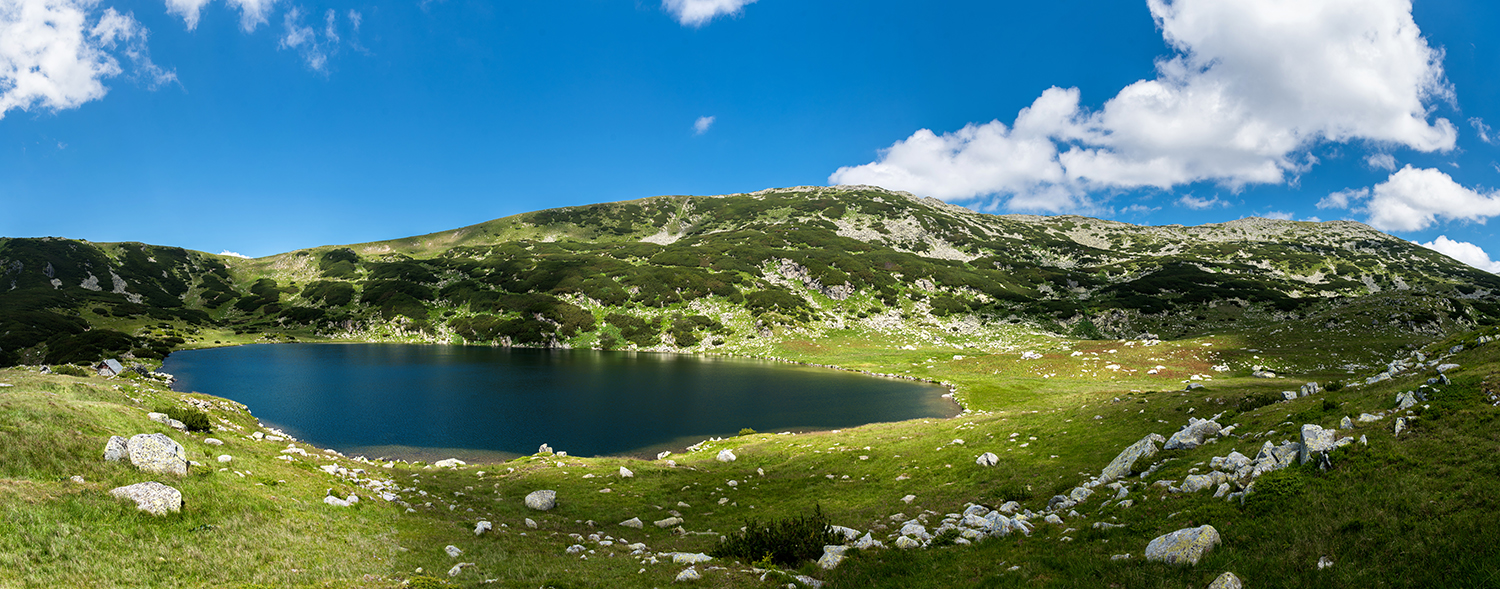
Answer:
2;185;1499;587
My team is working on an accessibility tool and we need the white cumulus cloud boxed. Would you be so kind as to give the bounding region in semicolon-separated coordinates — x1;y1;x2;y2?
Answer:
0;0;174;120
831;0;1456;211
163;0;212;30
662;0;756;27
1420;236;1500;273
218;250;250;258
693;115;715;135
164;0;276;32
1320;166;1500;232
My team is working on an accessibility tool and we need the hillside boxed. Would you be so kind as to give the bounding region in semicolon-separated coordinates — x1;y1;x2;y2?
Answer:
4;185;1497;369
3;186;1500;588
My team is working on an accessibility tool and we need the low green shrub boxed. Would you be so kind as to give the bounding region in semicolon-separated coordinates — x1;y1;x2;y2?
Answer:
154;405;212;433
738;428;757;436
51;365;91;377
711;506;841;566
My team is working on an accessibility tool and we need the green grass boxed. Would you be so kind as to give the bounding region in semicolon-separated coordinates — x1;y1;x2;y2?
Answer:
0;324;1496;587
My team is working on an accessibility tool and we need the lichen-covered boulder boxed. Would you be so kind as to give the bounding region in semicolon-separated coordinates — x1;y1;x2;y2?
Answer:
103;436;129;462
1299;424;1335;464
976;452;999;467
1165;419;1222;451
127;433;187;476
1145;525;1220;565
110;481;182;515
1100;433;1165;482
1207;571;1243;589
525;490;557;511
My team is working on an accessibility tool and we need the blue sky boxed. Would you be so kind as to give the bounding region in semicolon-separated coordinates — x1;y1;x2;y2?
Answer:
2;0;1499;271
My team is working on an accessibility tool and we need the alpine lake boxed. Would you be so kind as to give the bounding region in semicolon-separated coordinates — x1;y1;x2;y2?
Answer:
162;343;958;462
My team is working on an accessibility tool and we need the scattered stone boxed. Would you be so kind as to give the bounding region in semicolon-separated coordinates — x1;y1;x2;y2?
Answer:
1164;419;1222;451
655;517;684;528
675;567;700;582
1299;424;1335;465
1100;433;1166;482
619;466;634;478
447;562;473;577
1395;417;1408;437
566;545;585;554
1340;416;1353;429
1207;571;1243;589
1110;554;1132;561
1044;514;1064;525
1281;391;1298;401
204;438;224;446
1395;391;1419;411
672;553;713;564
1301;382;1321;397
538;444;553;454
894;536;920;549
1317;556;1334;569
716;449;737;462
445;545;463;558
109;481;182;515
1144;525;1221;565
525;490;557;511
1252;369;1276;378
901;495;916;504
127;433;188;476
70;475;85;484
1436;363;1460;373
525;518;538;529
1357;413;1383;423
1021;351;1043;360
976;452;999;467
435;458;465;468
818;545;847;569
620;517;643;529
103;436;129;462
475;521;492;535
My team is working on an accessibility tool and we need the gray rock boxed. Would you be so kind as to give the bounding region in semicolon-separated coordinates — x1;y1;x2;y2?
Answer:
103;436;129;462
1207;571;1243;589
620;517;643;529
830;525;860;541
525;518;538;529
619;466;634;478
655;516;684;528
1144;525;1221;565
1301;382;1321;396
1068;486;1093;503
447;562;473;577
1180;472;1225;493
1299;424;1335;465
538;444;553;454
474;521;492;535
1357;413;1383;423
1281;391;1298;401
1099;433;1165;482
109;481;182;515
434;458;465;468
675;567;701;582
217;455;232;463
204;438;224;446
976;452;999;467
716;449;736;462
894;536;920;549
525;490;556;511
1395;417;1408;437
1340;416;1353;429
445;545;462;558
1044;514;1064;525
899;521;929;539
671;552;712;564
817;545;848;569
127;433;187;476
1395;391;1418;411
1436;363;1460;373
1164;419;1222;451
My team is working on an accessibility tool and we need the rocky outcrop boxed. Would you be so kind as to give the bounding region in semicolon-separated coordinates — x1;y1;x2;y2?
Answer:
1099;433;1165;482
1164;418;1222;450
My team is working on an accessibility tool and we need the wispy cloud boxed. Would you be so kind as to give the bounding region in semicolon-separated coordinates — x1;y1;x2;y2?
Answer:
1472;117;1496;145
693;115;715;135
1177;194;1227;210
1365;153;1397;172
662;0;757;27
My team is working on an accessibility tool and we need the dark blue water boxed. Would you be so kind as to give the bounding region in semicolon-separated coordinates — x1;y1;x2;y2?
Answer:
163;344;955;460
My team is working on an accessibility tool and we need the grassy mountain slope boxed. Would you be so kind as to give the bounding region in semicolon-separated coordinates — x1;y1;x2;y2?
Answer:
4;185;1498;370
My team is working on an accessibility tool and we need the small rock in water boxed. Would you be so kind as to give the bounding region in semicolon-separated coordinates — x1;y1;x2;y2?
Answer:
525;490;557;511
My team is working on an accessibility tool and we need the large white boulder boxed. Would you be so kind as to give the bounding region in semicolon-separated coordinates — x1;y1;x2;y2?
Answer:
127;433;187;476
110;481;182;515
525;490;557;511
